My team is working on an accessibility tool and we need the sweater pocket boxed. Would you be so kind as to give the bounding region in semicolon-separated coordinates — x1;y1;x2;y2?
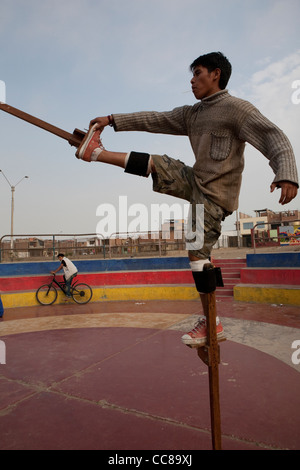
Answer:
210;132;232;161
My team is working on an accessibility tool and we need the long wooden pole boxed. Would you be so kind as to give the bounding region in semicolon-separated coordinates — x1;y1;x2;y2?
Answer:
0;102;85;147
200;291;222;450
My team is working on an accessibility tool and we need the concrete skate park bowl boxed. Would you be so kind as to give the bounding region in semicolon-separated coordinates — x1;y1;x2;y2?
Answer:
0;254;299;450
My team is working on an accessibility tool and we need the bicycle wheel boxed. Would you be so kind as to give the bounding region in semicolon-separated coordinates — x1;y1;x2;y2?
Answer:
36;284;58;306
71;283;93;304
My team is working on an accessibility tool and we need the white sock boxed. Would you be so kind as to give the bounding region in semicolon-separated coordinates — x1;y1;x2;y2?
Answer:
189;259;210;271
147;156;153;175
90;148;103;161
124;152;130;167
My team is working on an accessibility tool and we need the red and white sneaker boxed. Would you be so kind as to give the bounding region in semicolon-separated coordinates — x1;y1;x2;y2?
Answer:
75;124;105;162
181;317;225;347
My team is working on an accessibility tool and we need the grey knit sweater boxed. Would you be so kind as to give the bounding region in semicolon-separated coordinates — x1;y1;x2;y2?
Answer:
113;90;298;213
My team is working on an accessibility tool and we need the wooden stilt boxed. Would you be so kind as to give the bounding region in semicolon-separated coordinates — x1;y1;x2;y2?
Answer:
187;267;225;450
200;291;224;450
0;102;85;147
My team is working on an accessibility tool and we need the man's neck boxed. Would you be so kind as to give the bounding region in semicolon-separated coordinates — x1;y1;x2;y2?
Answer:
201;89;228;102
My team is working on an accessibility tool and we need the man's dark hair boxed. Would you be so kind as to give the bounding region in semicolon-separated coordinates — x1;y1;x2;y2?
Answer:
190;52;232;90
57;253;65;258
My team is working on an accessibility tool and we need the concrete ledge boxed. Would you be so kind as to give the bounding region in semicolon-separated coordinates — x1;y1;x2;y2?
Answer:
240;268;300;285
234;284;300;306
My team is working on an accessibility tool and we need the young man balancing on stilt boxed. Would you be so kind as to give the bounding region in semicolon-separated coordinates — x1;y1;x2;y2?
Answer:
75;52;298;347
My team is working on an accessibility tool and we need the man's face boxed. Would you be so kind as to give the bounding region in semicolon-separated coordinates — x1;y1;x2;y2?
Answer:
191;65;221;100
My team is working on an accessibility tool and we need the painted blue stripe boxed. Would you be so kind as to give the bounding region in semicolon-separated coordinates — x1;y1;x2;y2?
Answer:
0;257;190;277
247;253;300;268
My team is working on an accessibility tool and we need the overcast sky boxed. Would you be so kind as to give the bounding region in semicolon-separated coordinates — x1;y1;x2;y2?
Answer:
0;0;299;239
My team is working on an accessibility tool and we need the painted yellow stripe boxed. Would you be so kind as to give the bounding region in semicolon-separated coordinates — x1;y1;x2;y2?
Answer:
97;286;199;302
2;285;199;309
234;285;300;306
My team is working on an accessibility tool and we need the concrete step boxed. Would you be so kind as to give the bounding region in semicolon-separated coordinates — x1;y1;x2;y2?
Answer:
216;289;233;297
219;269;242;276
234;283;300;306
213;259;246;298
214;259;246;266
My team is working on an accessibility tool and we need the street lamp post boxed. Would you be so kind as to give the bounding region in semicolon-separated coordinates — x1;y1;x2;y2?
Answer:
0;170;29;251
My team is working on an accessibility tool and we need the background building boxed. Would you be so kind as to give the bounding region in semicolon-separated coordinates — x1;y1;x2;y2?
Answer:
236;209;300;247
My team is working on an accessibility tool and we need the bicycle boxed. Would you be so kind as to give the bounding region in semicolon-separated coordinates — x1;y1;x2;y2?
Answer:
36;274;93;306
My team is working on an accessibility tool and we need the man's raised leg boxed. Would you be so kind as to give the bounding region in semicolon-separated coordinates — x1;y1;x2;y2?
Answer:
75;125;155;175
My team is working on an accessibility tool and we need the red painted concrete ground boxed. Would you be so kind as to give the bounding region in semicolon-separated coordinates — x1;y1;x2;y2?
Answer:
0;299;299;451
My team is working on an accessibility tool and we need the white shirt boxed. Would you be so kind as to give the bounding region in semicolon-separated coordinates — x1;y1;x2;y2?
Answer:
61;257;78;280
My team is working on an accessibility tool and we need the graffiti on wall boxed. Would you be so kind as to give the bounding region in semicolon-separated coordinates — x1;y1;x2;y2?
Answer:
279;225;300;245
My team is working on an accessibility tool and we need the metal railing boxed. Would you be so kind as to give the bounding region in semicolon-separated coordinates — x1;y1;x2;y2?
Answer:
0;233;106;263
2;222;299;262
0;231;187;263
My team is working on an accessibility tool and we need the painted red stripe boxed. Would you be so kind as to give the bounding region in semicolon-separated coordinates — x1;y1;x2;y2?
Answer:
240;268;300;286
0;270;194;292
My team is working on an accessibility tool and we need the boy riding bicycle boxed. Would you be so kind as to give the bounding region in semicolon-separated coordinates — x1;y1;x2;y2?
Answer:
51;254;78;299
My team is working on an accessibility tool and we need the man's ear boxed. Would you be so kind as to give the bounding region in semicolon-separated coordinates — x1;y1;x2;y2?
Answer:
212;68;221;82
